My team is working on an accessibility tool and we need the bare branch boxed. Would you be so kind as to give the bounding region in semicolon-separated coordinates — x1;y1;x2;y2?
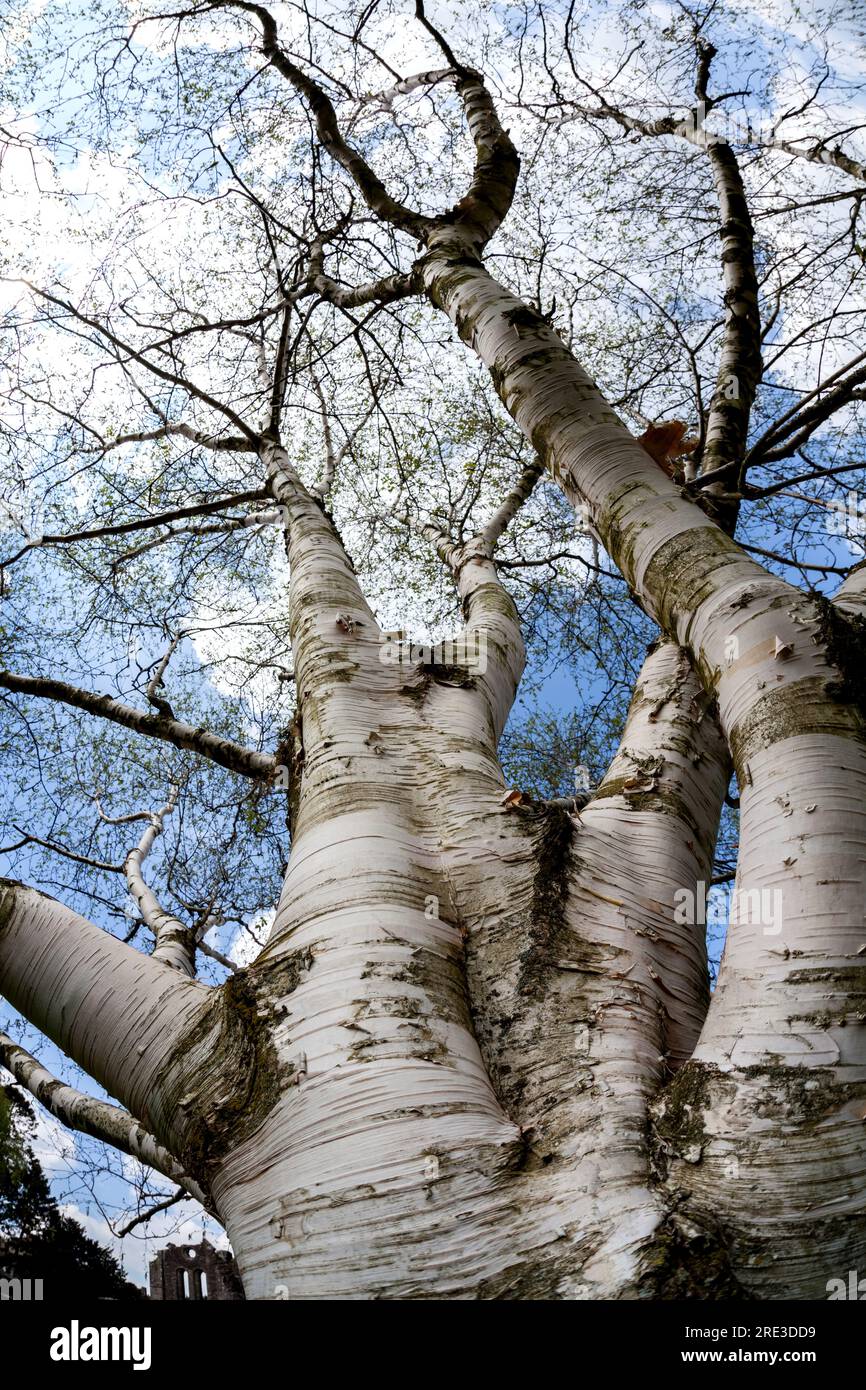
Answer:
85;422;258;456
200;1;430;237
177;1;518;251
9;279;261;445
481;457;545;550
0;828;122;874
0;670;276;781
145;635;184;719
0;1031;208;1207
761;134;866;184
115;1189;191;1237
0;488;271;571
309;264;415;309
691;42;762;493
747;357;866;466
359;67;453;109
196;937;238;973
123;785;197;976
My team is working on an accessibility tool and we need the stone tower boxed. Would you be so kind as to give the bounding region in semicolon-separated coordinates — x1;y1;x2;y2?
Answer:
148;1237;244;1300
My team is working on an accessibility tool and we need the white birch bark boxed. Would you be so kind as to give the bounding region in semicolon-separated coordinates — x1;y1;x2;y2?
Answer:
195;440;734;1296
6;392;864;1295
433;638;731;1296
202;441;525;1297
420;239;866;1297
122;786;196;976
0;881;209;1140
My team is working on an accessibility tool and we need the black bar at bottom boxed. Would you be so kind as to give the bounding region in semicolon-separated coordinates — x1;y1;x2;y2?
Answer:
0;1296;860;1376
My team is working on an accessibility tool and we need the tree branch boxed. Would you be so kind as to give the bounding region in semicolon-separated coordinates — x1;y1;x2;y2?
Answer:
204;1;430;237
184;1;518;251
481;457;545;550
557;45;762;498
115;1189;192;1236
0;828;122;874
746;357;866;466
414;1;520;246
0;1031;208;1207
0;670;276;781
85;423;258;456
0;489;271;571
761;134;866;184
691;42;762;493
0;880;209;1134
12;279;261;445
123;786;197;976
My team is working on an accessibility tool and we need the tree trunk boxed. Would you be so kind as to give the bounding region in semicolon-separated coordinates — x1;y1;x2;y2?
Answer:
168;633;734;1300
6;380;866;1298
5;322;866;1298
417;235;866;1299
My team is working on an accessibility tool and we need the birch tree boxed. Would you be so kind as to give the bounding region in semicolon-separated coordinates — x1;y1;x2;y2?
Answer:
1;0;866;1298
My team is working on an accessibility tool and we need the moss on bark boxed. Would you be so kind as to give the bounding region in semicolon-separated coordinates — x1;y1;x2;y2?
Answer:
516;803;576;996
171;947;314;1183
